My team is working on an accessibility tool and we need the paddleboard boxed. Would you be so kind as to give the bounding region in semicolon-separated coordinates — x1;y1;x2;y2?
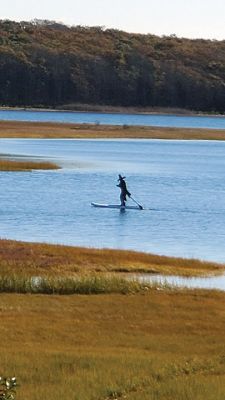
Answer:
91;202;142;210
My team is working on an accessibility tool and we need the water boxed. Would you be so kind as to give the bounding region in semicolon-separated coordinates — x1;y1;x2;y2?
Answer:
1;109;225;129
1;138;225;266
132;274;225;291
33;273;225;292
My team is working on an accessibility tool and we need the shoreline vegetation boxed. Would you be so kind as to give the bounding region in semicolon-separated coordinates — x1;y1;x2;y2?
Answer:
2;243;225;399
0;239;224;279
1;120;225;140
0;158;60;171
1;104;225;116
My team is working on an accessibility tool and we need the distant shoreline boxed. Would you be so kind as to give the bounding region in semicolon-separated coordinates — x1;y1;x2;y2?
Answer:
0;105;225;118
0;120;225;140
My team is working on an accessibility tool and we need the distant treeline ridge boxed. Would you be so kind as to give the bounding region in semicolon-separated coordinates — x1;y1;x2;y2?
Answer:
0;19;225;112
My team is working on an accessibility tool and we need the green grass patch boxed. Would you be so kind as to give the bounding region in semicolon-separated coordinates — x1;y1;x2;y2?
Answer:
0;273;162;294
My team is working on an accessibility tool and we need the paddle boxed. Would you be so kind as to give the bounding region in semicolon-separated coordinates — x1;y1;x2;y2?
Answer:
129;196;143;210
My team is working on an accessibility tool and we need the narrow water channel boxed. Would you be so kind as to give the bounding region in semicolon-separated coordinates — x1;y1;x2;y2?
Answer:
133;273;225;291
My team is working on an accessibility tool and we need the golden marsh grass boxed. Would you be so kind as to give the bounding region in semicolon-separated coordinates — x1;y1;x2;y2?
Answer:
1;290;225;399
0;239;224;278
0;120;225;140
0;159;60;171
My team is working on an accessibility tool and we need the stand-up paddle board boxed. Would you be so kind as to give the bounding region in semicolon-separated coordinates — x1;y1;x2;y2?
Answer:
91;202;142;210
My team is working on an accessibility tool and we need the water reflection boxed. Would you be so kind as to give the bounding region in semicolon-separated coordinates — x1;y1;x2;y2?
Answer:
133;273;225;291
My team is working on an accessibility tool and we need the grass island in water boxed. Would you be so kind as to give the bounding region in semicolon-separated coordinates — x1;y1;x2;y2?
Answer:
0;159;60;171
0;120;225;140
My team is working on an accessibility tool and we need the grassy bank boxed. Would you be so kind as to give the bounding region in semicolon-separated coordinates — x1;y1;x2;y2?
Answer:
0;120;225;140
0;274;153;295
1;290;225;400
0;239;224;278
1;240;225;399
0;159;60;171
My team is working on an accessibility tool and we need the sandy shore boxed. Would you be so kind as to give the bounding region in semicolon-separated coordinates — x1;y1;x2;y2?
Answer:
0;120;225;140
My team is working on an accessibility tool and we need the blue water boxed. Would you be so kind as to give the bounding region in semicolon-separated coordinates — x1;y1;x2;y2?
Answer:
1;138;225;264
133;274;225;291
1;109;225;129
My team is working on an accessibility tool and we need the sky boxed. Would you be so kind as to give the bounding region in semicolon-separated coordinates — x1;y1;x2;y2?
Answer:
1;0;225;40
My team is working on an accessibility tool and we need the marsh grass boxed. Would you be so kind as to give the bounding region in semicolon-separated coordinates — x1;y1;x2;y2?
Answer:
1;291;225;399
0;159;60;171
0;239;223;278
0;120;225;140
0;273;161;294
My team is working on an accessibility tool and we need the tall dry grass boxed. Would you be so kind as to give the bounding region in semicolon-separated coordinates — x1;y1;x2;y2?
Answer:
0;120;225;140
1;290;225;399
0;239;223;278
0;159;60;171
0;273;155;294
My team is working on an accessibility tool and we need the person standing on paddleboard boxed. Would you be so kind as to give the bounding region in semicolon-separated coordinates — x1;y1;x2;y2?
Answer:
117;174;131;207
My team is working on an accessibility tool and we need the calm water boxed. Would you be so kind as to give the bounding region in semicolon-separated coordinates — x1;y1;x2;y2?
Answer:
1;109;225;129
1;138;225;265
133;274;225;291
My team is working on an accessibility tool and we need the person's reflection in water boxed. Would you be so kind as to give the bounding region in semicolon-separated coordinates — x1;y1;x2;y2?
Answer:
115;201;129;249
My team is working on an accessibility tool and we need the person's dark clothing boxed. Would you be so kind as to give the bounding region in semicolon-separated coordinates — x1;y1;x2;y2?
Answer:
117;175;131;206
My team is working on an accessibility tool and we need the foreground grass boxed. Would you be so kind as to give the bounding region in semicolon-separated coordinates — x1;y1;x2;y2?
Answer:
0;239;224;277
0;120;225;140
0;274;153;295
0;159;60;171
1;290;225;399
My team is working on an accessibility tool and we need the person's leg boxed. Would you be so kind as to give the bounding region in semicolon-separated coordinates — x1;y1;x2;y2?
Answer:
120;193;125;206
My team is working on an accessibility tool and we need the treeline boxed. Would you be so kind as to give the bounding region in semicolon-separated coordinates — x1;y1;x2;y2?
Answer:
0;19;225;112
